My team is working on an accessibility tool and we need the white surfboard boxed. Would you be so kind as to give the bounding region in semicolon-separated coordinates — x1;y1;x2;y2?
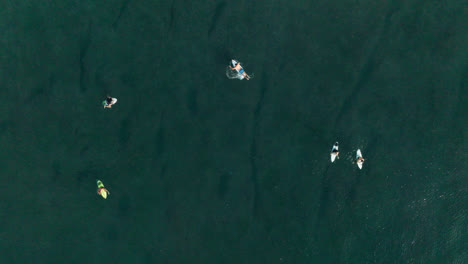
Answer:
356;149;363;169
330;142;339;162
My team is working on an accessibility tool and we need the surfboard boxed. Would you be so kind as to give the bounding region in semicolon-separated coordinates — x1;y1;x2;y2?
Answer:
331;142;339;162
97;180;105;189
356;149;363;169
97;180;109;199
99;188;108;199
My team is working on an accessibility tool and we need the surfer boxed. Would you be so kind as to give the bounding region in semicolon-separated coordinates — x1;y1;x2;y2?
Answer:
96;180;110;199
356;156;365;167
103;96;118;108
356;149;365;169
229;60;250;80
330;142;339;162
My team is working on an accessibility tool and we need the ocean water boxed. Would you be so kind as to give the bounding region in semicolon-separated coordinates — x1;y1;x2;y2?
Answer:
0;0;466;263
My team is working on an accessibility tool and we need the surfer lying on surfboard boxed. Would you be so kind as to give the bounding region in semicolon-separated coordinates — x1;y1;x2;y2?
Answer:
103;96;118;109
97;180;110;199
330;142;339;162
229;60;250;80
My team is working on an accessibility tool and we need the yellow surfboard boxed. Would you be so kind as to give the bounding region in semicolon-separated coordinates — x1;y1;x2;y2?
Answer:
97;180;110;199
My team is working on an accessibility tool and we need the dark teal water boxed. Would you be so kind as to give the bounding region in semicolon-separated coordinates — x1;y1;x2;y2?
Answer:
0;1;466;263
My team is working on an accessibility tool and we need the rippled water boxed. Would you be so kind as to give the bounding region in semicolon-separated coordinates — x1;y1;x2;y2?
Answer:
0;1;466;263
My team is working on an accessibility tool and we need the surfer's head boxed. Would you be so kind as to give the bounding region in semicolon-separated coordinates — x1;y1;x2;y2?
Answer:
231;60;238;67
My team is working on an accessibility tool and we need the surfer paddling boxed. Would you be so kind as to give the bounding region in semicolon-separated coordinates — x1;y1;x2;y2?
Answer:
103;96;118;109
356;149;365;169
229;60;250;80
330;142;339;162
96;180;110;199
